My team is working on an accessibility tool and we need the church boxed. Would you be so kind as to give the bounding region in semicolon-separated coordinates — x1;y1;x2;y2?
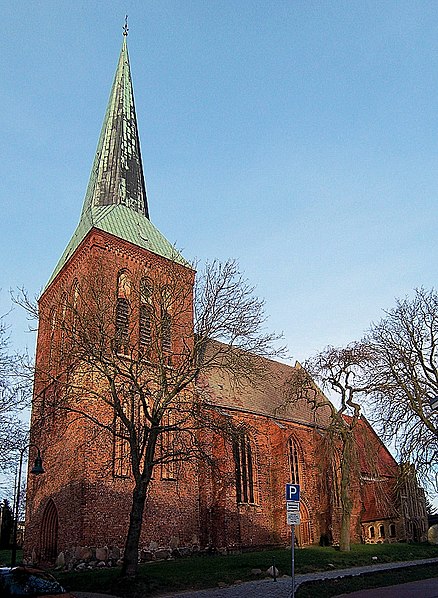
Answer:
24;31;427;567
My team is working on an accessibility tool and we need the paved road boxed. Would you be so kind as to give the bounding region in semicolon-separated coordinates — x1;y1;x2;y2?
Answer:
74;557;438;598
157;557;438;598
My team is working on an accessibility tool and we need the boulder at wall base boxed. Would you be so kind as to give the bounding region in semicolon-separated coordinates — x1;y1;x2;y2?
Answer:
169;536;179;549
74;546;93;562
428;524;438;544
140;550;154;562
108;546;121;560
266;566;279;578
154;549;171;560
96;547;108;561
55;553;65;569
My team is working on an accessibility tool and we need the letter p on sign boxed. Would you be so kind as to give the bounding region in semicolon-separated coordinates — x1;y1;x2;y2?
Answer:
286;483;300;502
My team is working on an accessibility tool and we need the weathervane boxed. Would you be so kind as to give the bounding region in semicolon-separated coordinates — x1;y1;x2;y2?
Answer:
123;15;129;37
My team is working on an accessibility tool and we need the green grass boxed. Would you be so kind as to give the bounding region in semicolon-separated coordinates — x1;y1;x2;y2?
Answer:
296;563;438;597
0;549;23;566
52;543;438;597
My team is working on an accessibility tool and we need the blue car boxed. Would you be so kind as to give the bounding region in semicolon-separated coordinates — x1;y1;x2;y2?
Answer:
0;567;76;597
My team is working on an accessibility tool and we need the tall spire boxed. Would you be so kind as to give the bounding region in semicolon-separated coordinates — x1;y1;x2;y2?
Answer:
81;29;149;219
46;29;187;288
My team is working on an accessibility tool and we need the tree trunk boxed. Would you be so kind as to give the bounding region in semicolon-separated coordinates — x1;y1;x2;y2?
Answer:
339;434;353;552
339;508;351;551
121;479;148;578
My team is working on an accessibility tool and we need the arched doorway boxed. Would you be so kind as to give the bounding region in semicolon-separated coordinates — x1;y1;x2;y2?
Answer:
296;501;312;546
40;499;58;563
412;521;420;542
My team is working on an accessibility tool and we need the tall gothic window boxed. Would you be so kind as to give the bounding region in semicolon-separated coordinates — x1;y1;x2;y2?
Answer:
48;307;56;367
71;279;79;337
113;391;141;478
288;437;301;486
115;270;131;354
233;431;256;504
113;413;131;478
161;286;172;354
161;410;176;480
59;293;67;358
139;277;152;352
162;312;171;353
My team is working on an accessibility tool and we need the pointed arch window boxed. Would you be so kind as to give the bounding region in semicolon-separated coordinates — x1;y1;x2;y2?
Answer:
71;279;79;337
161;410;177;480
116;270;131;354
162;312;172;353
113;413;131;478
48;307;57;366
288;437;301;486
233;431;256;504
160;286;172;354
139;277;152;352
59;293;67;358
113;390;142;478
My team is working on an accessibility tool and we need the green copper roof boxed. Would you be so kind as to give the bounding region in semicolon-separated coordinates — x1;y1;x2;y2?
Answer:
47;35;186;287
81;36;148;219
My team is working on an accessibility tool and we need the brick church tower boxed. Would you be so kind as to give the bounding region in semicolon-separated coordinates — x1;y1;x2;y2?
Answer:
25;31;199;564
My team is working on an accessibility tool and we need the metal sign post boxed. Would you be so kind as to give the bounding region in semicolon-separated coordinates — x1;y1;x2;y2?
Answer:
285;484;300;598
291;524;295;598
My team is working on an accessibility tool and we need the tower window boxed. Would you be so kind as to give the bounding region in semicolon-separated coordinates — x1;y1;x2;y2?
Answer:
139;276;152;352
48;307;56;366
115;298;130;354
113;416;131;478
288;437;301;486
139;304;152;350
162;312;171;353
140;276;153;303
116;270;131;354
113;391;142;478
161;410;176;480
233;432;256;504
369;526;375;538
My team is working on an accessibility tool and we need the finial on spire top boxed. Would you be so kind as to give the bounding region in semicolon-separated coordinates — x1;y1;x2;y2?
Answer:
123;15;129;37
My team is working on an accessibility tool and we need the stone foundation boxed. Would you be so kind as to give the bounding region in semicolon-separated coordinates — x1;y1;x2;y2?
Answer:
25;543;203;570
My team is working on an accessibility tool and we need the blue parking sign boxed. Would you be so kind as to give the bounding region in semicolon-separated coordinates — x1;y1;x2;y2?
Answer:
285;483;300;502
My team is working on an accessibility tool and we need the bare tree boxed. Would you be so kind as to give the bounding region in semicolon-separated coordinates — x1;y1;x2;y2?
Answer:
363;288;438;489
18;256;283;577
288;343;371;551
0;314;28;478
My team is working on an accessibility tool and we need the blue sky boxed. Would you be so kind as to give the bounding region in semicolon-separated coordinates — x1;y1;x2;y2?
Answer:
1;1;437;365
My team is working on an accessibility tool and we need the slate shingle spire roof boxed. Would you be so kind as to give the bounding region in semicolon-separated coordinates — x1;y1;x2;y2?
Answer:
47;33;186;287
81;35;149;219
